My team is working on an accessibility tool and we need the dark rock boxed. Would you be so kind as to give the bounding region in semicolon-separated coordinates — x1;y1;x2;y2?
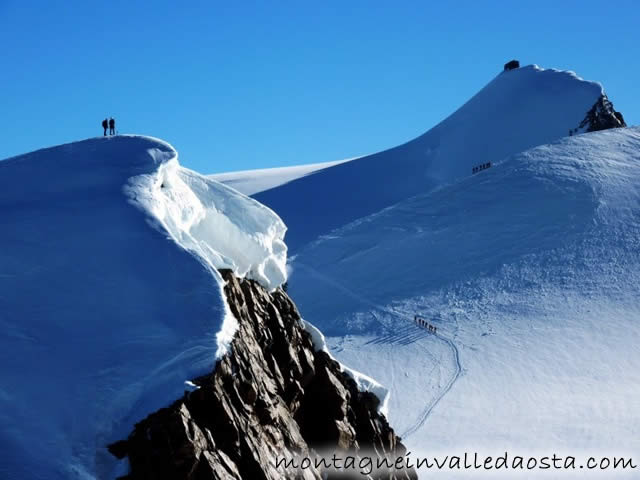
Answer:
107;440;129;460
576;94;627;133
504;59;519;71
111;269;416;479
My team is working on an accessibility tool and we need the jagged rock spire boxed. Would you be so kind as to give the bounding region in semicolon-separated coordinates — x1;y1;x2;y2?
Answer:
571;94;626;135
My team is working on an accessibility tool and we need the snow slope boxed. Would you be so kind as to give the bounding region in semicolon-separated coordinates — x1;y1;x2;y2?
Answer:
246;65;606;251
0;136;287;479
209;67;638;477
289;127;640;477
211;157;353;196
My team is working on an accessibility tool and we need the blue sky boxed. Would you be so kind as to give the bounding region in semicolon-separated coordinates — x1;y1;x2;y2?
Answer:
1;1;638;173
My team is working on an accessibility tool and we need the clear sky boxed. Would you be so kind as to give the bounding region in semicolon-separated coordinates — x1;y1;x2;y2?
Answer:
1;1;638;173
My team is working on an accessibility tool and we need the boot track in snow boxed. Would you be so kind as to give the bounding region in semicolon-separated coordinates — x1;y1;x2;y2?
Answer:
294;262;462;439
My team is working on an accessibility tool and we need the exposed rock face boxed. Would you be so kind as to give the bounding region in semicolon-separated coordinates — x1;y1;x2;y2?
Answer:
110;270;416;480
571;94;626;135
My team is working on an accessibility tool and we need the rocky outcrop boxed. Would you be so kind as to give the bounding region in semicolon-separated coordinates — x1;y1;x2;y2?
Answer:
571;94;626;135
110;270;416;480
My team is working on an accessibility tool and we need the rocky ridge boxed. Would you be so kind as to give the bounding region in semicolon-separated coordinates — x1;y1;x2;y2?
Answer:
109;270;416;480
571;94;626;135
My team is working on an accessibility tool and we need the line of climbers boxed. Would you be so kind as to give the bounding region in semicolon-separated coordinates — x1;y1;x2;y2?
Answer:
472;161;491;174
414;315;437;334
101;117;116;136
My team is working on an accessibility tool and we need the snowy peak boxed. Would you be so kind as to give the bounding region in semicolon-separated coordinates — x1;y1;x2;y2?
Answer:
414;64;605;176
0;135;176;203
1;135;288;290
247;65;623;251
0;135;289;479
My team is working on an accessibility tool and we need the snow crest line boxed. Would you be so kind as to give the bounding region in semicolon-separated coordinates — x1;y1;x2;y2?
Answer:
294;262;462;438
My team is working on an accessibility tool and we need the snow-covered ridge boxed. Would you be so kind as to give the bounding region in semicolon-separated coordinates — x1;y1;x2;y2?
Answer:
123;137;288;291
220;64;612;251
0;135;288;479
210;157;356;196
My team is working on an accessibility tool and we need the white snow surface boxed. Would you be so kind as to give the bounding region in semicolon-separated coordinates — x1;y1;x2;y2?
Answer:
210;157;354;196
290;127;640;478
250;65;606;251
218;65;639;478
0;135;287;479
2;65;636;480
125;149;288;292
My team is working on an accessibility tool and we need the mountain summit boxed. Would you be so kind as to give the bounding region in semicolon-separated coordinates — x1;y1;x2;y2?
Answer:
214;65;626;251
214;65;638;476
0;136;411;479
1;64;635;479
0;136;287;478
